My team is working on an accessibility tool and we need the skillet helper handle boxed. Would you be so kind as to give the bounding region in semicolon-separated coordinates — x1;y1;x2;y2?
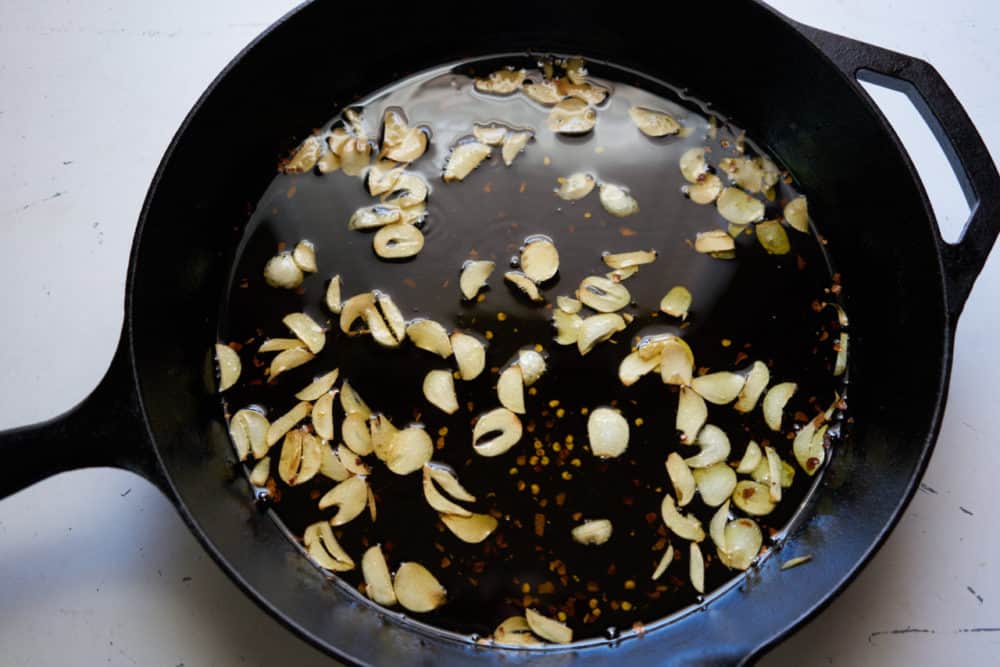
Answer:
795;24;1000;323
0;337;163;498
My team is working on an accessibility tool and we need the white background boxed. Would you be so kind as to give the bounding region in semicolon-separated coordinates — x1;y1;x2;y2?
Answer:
1;1;998;664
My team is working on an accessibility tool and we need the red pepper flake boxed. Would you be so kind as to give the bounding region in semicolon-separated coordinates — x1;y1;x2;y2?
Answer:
286;185;297;199
402;277;417;288
796;255;807;271
227;341;243;351
619;227;638;237
519;181;527;193
276;241;287;252
483;182;493;193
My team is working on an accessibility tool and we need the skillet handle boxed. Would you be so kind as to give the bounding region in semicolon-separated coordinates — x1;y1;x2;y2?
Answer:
794;24;1000;323
0;335;165;499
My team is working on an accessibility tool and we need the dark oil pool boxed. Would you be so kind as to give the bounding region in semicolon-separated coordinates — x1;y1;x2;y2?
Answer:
218;55;848;644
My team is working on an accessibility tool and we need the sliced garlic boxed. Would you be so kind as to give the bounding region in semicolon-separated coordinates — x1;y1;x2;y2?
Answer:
229;408;270;461
691;371;746;405
762;382;797;431
577;313;626;355
658;336;695;386
295;369;340;401
602;249;656;270
717;187;765;225
382;172;429;208
497;365;526;414
266;401;311;447
659;286;692;319
319;444;349;481
493;616;542;646
559;80;609;105
556;172;596;201
571;519;612;545
318;475;368;525
348;204;402;231
384;128;428;164
304;521;354;572
317;150;340;174
547;97;596;135
709;500;730;551
459;260;495;300
525;608;572;645
666;452;696;506
364;304;398;348
381;108;410;150
249;457;270;486
342;413;373;456
687;174;724;205
441;512;498;544
367;159;404;196
718;518;763;570
394;562;447;613
793;421;826;475
661;494;705;542
325;275;342;314
361;545;396;606
285;135;322;173
781;555;813;571
373;223;424;259
553;309;583;346
520;237;560;283
422;466;471;517
784;196;810;233
283;312;326;354
690;542;705;594
685;424;731;468
502;131;532;166
385;427;433;476
732;480;776;516
340;378;371;418
472;123;509;146
427;466;477;503
278;430;322;486
734;361;769;413
216;344;241;392
751;455;795;488
587;407;629;458
264;252;304;289
676;386;708;444
694;230;735;255
258;337;304;353
312;392;335;441
578;275;630;312
764;445;783;502
756;219;791;255
679;148;708;183
407;319;453;357
737;440;763;474
834;332;849;377
718;156;780;193
516;349;546;386
474;68;526;95
564;57;587;84
472;408;523;457
374;292;406;342
291;240;317;273
369;413;399;462
652;544;675;581
340;137;371;176
423;369;459;415
618;350;659;386
524;80;564;105
443;141;491;182
598;183;639;217
338;443;372;475
451;332;486;380
504;271;544;302
694;462;738;507
628;106;681;137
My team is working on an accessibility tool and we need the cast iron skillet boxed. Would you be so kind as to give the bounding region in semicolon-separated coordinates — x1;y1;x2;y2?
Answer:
2;2;998;664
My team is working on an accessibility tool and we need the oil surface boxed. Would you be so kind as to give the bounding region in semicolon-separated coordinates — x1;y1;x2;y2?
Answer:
219;56;847;643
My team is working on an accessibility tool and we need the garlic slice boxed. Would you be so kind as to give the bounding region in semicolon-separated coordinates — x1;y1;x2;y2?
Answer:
693;462;738;507
459;260;495;300
304;521;354;572
472;408;523;457
258;337;305;353
834;332;849;377
516;349;547;386
603;249;656;269
292;240;317;273
756;219;791;255
407;319;453;357
373;222;424;259
578;275;630;312
502;131;532;166
764;445;783;502
216;344;241;392
559;80;609;106
312;392;335;441
587;407;629;458
694;230;735;255
762;382;797;431
547;97;596;135
525;608;573;645
737;440;763;474
709;500;730;551
427;466;476;502
493;616;542;646
422;466;471;517
249;457;271;486
474;69;526;95
660;286;692;319
423;369;459;415
598;183;639;217
718;156;780;193
661;494;705;541
556;172;596;201
361;545;397;606
718;518;763;571
691;371;746;405
497;365;526;414
652;544;675;581
295;369;340;401
732;480;776;516
520;237;560;283
571;519;613;545
658;336;695;386
618;350;659;386
229;408;270;461
443;141;491;182
784;196;810;233
325;275;342;314
473;123;509;146
679;148;708;183
374;292;406;342
451;332;486;380
394;562;447;613
283;312;326;354
504;271;544;302
524;80;563;105
338;444;371;475
734;361;769;413
319;444;349;481
441;512;498;544
369;413;399;462
318;476;368;525
266;401;311;447
685;424;731;468
751;455;795;488
628;106;681;137
382;172;429;208
793;421;826;475
385;427;433;476
676;386;708;444
285;135;322;173
666;452;696;506
577;313;626;355
687;174;724;205
264;252;304;289
340;137;372;176
553;310;583;346
278;430;322;486
367;159;404;196
342;413;373;456
690;542;705;594
340;378;371;418
317;150;340;174
717;187;765;225
364;304;399;348
384;127;428;164
781;555;813;571
348;204;401;231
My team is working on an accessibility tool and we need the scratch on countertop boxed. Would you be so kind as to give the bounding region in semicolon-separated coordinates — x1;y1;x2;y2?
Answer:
966;586;984;604
918;483;938;495
12;191;64;213
956;627;1000;633
868;627;935;643
959;506;974;516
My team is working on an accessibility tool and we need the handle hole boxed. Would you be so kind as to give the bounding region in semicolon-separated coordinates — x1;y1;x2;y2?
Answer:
858;79;972;243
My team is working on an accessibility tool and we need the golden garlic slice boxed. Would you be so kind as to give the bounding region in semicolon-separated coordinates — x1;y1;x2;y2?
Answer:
472;408;523;457
393;562;447;613
361;545;397;606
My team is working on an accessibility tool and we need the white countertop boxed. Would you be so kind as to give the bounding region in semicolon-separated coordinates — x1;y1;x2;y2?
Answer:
1;1;998;664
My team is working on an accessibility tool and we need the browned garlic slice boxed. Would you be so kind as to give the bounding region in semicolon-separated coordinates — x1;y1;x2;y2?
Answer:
318;475;368;525
605;266;639;284
652;544;675;580
563;57;588;84
578;275;630;312
407;319;453;357
472;408;523;457
504;271;544;302
384;127;428;164
472;123;509;146
737;441;763;474
718;156;780;193
497;365;526;414
690;542;705;594
385;427;433;475
603;249;657;270
577;313;626;355
423;370;459;415
338;443;372;475
553;309;583;346
361;545;397;606
264;252;304;289
732;480;776;516
366;159;404;197
559;80;609;106
215;344;240;392
229;408;270;461
340;137;372;177
340;378;371;418
278;430;322;486
666;452;696;506
373;222;424;259
685;424;731;468
304;521;354;572
618;350;659;386
547;97;596;135
474;68;526;95
493;616;542;646
719;517;762;570
285;135;323;173
266;401;311;447
693;462;738;507
659;286;692;319
717;187;765;225
441;512;498;544
295;369;340;401
628;106;681;137
756;219;791;255
525;608;573;645
451;332;486;380
556;172;596;200
762;382;797;431
258;337;305;353
784;196;809;233
694;230;735;255
394;562;447;613
598;183;639;217
679;148;709;183
571;519;613;545
502;131;532;166
734;361;769;413
520;237;560;283
687;174;724;205
317;149;340;174
283;312;326;354
312;392;335;441
249;457;270;486
443;141;491;182
325;275;342;314
834;332;849;376
587;407;629;458
382;172;429;208
661;494;705;541
459;260;495;300
676;386;708;444
691;371;746;405
319;444;349;481
793;420;826;475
